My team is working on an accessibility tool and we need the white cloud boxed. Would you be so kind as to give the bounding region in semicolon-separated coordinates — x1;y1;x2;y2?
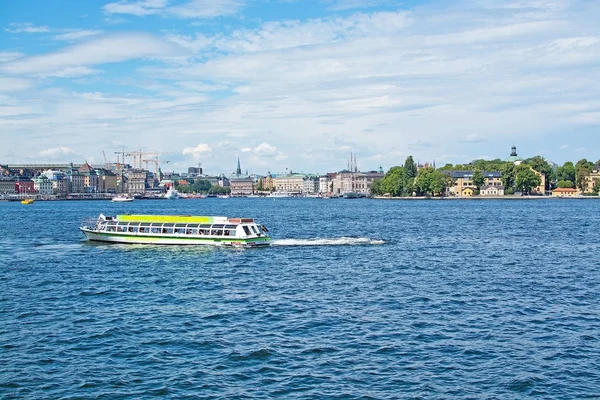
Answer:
0;77;33;92
39;147;76;158
253;142;279;156
183;143;212;159
36;66;100;78
1;33;183;75
104;0;244;18
241;147;251;152
53;30;103;41
103;0;169;16
0;52;25;63
6;23;50;33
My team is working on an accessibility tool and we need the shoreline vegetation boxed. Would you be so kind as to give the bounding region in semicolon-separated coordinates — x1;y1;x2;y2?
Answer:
369;153;600;198
373;195;599;200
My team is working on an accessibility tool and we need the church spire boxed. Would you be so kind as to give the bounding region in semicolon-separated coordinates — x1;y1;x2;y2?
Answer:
236;158;242;176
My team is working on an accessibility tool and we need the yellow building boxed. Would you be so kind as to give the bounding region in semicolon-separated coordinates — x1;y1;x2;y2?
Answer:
552;188;579;197
531;168;546;195
584;169;600;193
273;174;304;193
461;187;474;197
446;171;503;197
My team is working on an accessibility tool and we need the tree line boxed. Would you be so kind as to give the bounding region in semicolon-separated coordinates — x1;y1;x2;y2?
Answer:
175;179;231;194
370;156;600;197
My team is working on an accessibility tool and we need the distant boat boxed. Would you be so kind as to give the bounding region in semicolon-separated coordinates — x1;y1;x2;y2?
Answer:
21;198;34;205
164;187;179;200
217;194;230;199
111;194;133;202
342;192;360;199
268;191;294;198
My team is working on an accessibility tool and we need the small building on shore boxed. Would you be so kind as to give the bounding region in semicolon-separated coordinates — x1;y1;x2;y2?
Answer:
552;188;579;197
480;185;505;196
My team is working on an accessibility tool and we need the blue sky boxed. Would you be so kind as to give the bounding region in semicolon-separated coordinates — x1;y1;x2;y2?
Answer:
1;0;599;174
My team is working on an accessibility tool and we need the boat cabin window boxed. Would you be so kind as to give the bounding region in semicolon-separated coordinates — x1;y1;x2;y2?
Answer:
225;225;237;229
212;224;225;229
242;226;251;236
211;229;223;236
250;225;259;234
224;229;235;236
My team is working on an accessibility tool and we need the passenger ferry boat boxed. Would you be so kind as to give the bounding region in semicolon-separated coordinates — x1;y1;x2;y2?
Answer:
80;214;271;247
111;194;134;202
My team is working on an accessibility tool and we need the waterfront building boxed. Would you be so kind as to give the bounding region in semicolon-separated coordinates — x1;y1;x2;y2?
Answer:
52;175;69;196
332;170;384;195
319;173;336;194
273;173;304;193
552;188;579;197
68;169;85;193
33;175;53;195
229;177;254;196
445;170;502;197
78;162;100;193
127;169;147;194
530;167;546;195
480;185;505;196
16;179;35;194
101;170;118;194
303;175;319;194
584;168;600;194
261;173;274;191
0;177;17;194
461;187;475;197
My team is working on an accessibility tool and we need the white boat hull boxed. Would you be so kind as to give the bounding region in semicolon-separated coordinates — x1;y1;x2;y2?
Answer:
80;228;270;247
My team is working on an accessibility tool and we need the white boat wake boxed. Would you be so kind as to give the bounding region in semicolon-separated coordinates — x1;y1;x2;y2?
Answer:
272;237;385;246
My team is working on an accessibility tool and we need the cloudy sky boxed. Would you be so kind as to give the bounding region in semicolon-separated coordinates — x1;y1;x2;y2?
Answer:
1;0;599;174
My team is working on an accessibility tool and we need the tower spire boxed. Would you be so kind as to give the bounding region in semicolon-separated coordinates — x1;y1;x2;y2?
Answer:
236;157;241;176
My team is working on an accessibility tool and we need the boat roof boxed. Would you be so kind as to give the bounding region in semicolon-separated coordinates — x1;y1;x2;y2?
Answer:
114;215;254;224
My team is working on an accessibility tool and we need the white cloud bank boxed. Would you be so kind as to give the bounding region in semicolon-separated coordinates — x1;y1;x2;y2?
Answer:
183;143;212;159
1;0;600;172
1;33;183;75
104;0;244;18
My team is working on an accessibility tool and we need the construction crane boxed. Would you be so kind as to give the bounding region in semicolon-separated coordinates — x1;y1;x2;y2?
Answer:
114;149;127;166
142;155;169;174
102;150;110;170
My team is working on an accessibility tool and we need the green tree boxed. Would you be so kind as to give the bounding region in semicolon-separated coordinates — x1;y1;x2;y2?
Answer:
380;166;407;196
472;168;485;192
404;156;418;180
415;168;451;196
192;179;212;193
557;180;575;188
208;185;230;194
556;161;576;183
515;166;542;195
525;156;554;190
500;163;516;191
370;178;382;195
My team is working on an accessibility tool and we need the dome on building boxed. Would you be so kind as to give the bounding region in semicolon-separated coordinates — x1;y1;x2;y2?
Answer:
504;145;524;165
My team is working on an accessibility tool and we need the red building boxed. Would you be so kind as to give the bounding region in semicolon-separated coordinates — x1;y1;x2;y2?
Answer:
16;180;35;194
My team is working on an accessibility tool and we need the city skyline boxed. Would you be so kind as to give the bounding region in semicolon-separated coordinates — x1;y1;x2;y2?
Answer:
1;0;599;173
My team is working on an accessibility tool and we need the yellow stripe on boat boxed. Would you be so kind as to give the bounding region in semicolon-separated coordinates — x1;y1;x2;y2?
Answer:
116;215;227;224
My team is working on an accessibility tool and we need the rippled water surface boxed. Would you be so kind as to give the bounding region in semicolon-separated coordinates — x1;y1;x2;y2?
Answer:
1;198;600;398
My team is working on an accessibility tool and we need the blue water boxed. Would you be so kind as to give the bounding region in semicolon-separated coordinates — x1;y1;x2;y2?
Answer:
1;198;600;398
